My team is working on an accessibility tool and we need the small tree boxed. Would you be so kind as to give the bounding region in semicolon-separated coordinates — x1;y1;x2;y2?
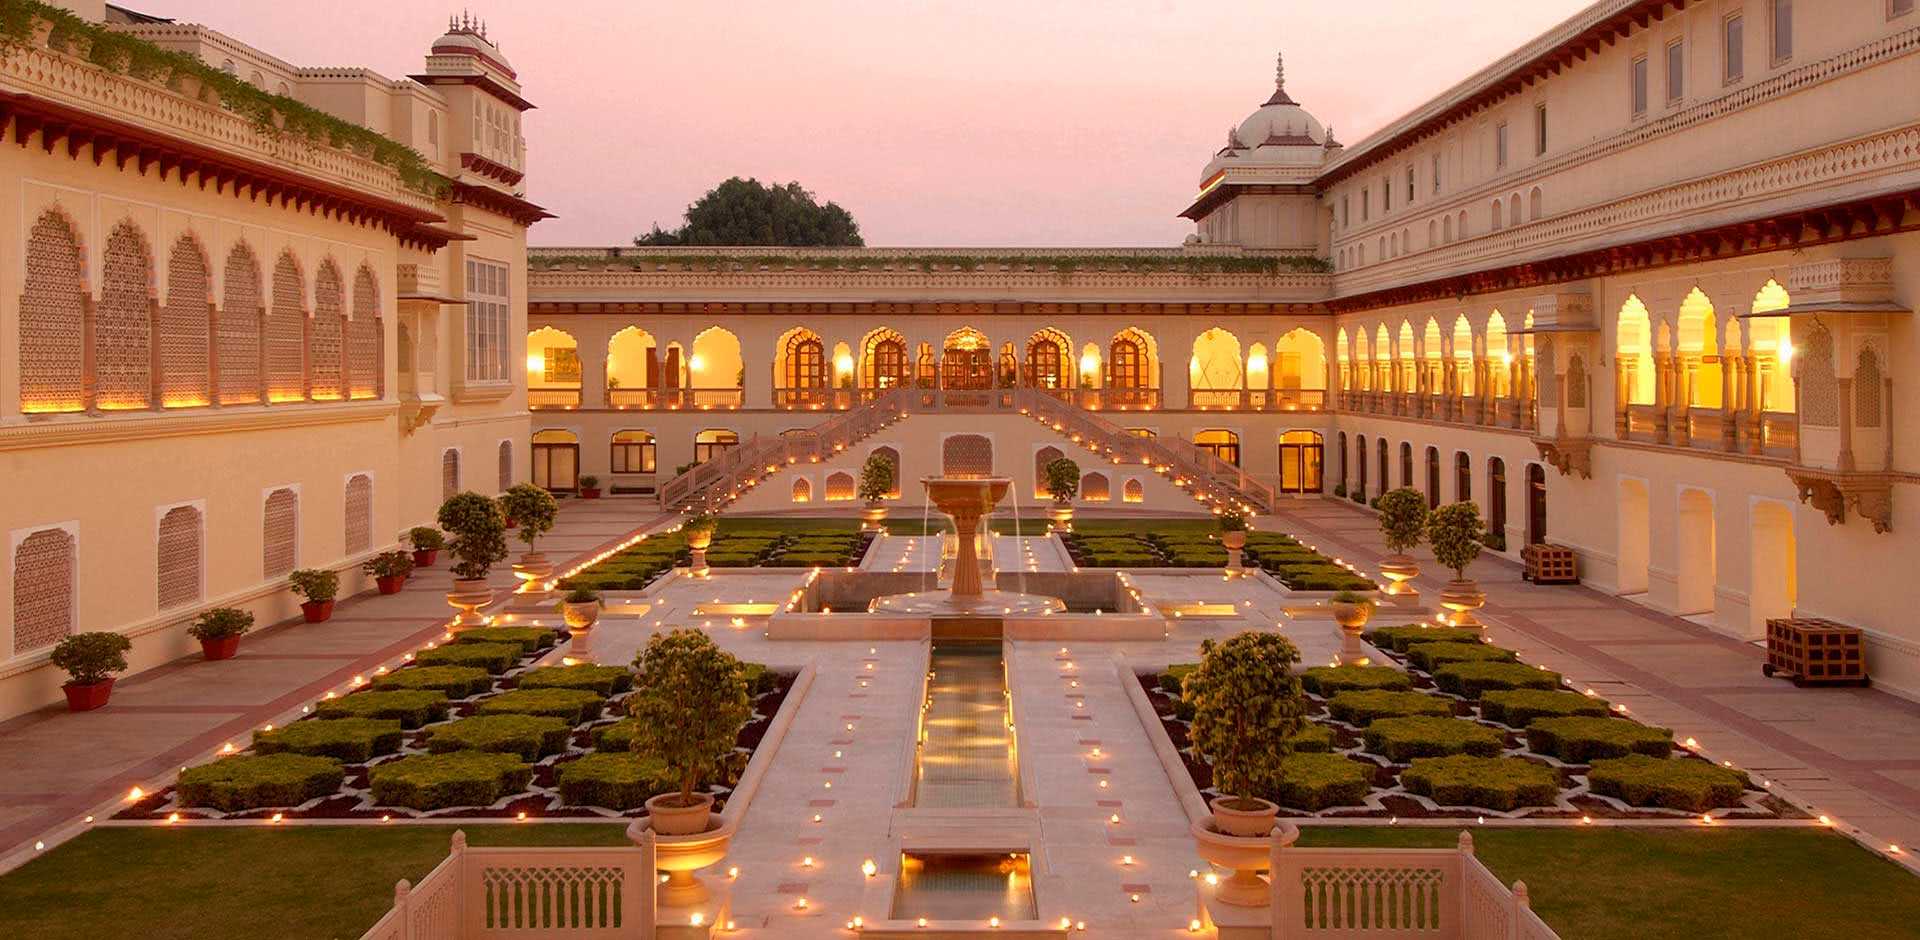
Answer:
1427;501;1487;580
627;629;752;806
50;632;132;686
1044;457;1080;506
1217;509;1248;532
683;510;717;538
405;526;444;551
1376;487;1429;556
1186;632;1306;809
188;607;254;641
288;569;339;602
857;453;895;503
437;492;508;580
498;484;559;552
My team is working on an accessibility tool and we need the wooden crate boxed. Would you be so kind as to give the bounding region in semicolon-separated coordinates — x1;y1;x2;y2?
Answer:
1521;544;1578;584
1763;617;1869;687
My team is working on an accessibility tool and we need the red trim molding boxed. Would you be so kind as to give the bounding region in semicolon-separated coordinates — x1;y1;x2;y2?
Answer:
450;180;553;227
459;151;525;186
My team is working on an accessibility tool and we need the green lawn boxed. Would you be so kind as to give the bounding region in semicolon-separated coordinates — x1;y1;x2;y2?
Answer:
1295;826;1920;939
0;824;631;940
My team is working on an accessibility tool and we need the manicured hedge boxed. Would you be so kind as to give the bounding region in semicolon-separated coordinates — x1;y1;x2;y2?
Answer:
372;665;494;699
1288;723;1336;753
414;641;520;675
177;753;345;811
517;664;635;697
426;714;572;761
1401;755;1560;811
1159;664;1198;697
1433;662;1562;699
1363;716;1505;763
1588;755;1749;812
1404;641;1516;673
452;626;556;655
739;662;780;697
1168;549;1229;567
556;752;677;810
315;690;449;728
769;552;848;567
593;718;640;753
1526;717;1672;763
1301;665;1412;696
254;718;403;763
1478;689;1611;728
1363;625;1486;654
1270;753;1372;811
1327;690;1454;726
474;688;605;724
368;751;533;811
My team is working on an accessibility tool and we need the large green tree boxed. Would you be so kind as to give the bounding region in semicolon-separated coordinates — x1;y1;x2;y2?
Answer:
635;177;863;247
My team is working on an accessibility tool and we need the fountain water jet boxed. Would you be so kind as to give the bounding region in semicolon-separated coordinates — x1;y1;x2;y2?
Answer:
869;476;1065;627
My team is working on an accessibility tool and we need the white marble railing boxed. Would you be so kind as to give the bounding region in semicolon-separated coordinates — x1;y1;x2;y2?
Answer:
1270;831;1559;940
359;830;657;940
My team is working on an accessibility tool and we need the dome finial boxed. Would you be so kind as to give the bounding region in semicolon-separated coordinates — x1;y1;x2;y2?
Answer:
1276;52;1285;92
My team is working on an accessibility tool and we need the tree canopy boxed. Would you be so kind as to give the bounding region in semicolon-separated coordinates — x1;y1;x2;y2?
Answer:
634;177;863;247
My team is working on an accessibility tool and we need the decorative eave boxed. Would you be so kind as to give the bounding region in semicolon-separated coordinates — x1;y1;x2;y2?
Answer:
407;72;535;111
529;300;1331;318
1180;182;1317;221
459;151;525;186
1786;466;1894;534
1326;188;1920;315
1532;435;1593;479
0;88;458;251
449;180;554;228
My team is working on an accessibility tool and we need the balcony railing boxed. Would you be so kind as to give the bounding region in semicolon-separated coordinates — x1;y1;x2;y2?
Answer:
1617;401;1796;458
1189;388;1328;412
527;387;581;409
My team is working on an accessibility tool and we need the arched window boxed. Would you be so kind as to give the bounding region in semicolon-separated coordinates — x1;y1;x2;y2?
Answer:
1377;438;1389;494
1508;193;1522;227
1442;215;1454;243
862;329;909;390
791;478;812;503
870;446;901;497
825;471;856;501
350;266;382;400
1528;187;1543;220
1425;446;1441;508
219;243;263;405
344;475;373;555
262;488;298;578
612;430;656;473
782;330;827;390
157;505;203;610
1195;429;1240;466
20;209;86;413
1490;200;1504;231
532;430;579;490
694;429;739;463
12;528;76;654
161;235;211;408
1856;347;1883;428
1798;324;1838;427
1456;210;1468;239
98;220;154;410
1026;330;1069;389
1123;478;1144;503
1455;452;1471;502
1400;442;1414;487
497;441;513;491
1080;472;1111;502
441;448;461;500
1356;434;1369;495
1034;445;1065;498
309;261;346;401
267;253;306;402
1488;458;1508;539
1336;431;1348;487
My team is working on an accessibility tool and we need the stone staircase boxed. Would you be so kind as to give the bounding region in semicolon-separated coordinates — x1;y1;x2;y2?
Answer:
658;389;910;512
1014;389;1277;514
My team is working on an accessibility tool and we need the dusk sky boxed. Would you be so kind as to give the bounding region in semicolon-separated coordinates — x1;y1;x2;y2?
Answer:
148;1;1590;247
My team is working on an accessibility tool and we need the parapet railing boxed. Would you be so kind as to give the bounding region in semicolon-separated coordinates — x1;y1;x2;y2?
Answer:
359;830;657;940
1269;831;1560;940
657;389;909;510
1016;389;1277;513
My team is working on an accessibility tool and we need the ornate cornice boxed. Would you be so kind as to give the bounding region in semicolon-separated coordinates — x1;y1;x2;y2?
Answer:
450;180;552;227
0;401;394;453
459;151;525;186
529;299;1329;318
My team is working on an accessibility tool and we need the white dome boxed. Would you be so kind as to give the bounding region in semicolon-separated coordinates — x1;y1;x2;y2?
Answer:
1201;53;1335;183
431;16;514;75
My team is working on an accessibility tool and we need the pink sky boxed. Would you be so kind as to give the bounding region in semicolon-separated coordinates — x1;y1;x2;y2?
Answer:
147;1;1589;247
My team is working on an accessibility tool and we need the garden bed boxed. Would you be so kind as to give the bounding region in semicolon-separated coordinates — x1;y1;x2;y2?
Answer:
1056;523;1375;590
558;518;876;591
117;635;797;822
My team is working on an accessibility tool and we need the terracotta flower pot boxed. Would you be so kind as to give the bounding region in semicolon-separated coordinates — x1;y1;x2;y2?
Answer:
375;574;407;595
1438;578;1487;627
579;487;601;499
411;549;438;568
645;791;715;836
199;635;241;661
63;679;115;712
1209;795;1280;837
447;578;494;628
300;599;335;623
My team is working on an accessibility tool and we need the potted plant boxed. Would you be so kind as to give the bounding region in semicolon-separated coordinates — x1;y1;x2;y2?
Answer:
289;569;340;623
1329;590;1377;662
1217;508;1249;569
499;484;560;602
1185;631;1306;906
579;474;602;499
187;607;254;661
856;453;894;528
438;491;508;628
1428;501;1488;627
1375;487;1428;599
630;629;751;838
361;550;415;595
561;586;601;631
1044;457;1080;529
406;526;444;568
683;510;717;573
50;632;132;711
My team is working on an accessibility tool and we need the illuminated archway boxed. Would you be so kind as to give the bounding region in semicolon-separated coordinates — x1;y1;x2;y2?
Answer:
527;326;580;394
774;327;827;400
1189;327;1243;407
940;327;992;391
1024;328;1071;389
1107;328;1159;404
690;327;743;404
859;327;909;391
1677;288;1720;409
606;326;658;394
1421;318;1443;396
1273;328;1327;405
1749;280;1793;413
1451;314;1475;397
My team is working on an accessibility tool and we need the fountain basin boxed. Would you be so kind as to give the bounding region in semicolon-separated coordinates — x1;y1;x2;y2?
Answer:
766;568;1164;641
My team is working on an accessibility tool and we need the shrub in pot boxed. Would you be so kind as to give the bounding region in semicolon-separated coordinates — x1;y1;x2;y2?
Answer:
361;550;415;595
1329;589;1377;662
188;607;253;661
1428;501;1488;626
857;453;894;526
628;628;751;835
500;484;561;600
683;511;718;571
289;569;340;623
578;474;602;499
1044;457;1079;528
438;492;509;627
406;526;444;567
50;632;133;710
561;586;601;631
1187;631;1307;833
1375;487;1427;597
1217;508;1249;567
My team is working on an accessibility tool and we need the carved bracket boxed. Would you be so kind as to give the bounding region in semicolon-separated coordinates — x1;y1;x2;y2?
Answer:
1532;436;1593;479
400;396;443;436
1786;466;1894;534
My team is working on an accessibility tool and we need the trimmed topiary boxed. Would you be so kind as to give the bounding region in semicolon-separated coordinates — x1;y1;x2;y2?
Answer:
1364;716;1505;763
1269;752;1372;811
1362;625;1487;653
254;718;403;763
738;662;780;697
1401;755;1560;811
177;753;344;811
1185;632;1308;808
1288;724;1336;753
314;690;449;728
426;714;572;760
593;718;639;752
556;752;677;810
1326;690;1454;726
1526;717;1673;763
415;641;519;675
475;688;605;724
1403;641;1516;673
1301;665;1412;696
372;665;494;699
1588;755;1749;812
517;664;635;697
1479;690;1612;728
1433;662;1562;699
1159;664;1198;696
368;750;533;810
452;626;557;656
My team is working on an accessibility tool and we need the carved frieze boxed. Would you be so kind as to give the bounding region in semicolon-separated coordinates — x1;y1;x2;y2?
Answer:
1786;465;1894;534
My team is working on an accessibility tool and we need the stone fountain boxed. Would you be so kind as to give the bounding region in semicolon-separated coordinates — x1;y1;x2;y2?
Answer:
869;476;1065;630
